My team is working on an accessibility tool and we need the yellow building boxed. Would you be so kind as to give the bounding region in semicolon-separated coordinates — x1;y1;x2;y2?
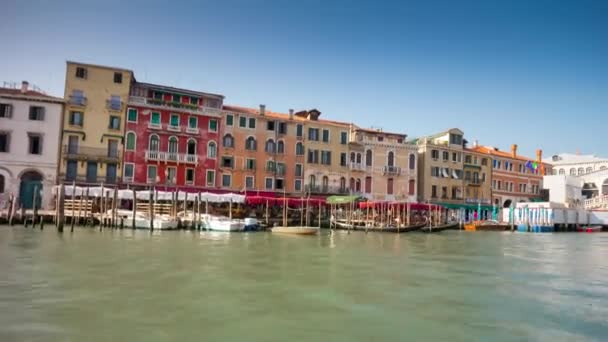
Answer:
298;110;352;195
349;127;418;201
416;128;465;204
463;147;492;206
59;61;133;184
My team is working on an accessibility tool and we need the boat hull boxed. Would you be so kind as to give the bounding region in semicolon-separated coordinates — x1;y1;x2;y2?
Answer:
576;226;603;233
271;226;319;235
421;223;459;233
517;224;554;233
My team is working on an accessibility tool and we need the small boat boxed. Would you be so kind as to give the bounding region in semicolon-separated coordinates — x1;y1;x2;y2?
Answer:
355;223;427;233
576;225;603;233
331;218;370;230
270;226;319;235
109;209;178;230
464;220;510;232
421;222;459;233
201;214;245;232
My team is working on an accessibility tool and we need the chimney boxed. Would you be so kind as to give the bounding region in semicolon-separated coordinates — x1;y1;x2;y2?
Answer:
288;109;294;120
511;144;518;158
536;149;542;163
259;104;265;116
20;81;29;94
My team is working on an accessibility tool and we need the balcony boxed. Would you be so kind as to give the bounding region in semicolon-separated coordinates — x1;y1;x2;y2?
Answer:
349;162;368;172
128;96;222;117
185;126;199;134
61;174;120;185
106;100;124;112
145;150;198;164
68;96;87;107
167;124;182;132
148;122;163;130
382;166;402;176
63;145;121;162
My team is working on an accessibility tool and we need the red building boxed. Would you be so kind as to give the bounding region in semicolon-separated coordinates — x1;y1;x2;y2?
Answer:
123;82;224;189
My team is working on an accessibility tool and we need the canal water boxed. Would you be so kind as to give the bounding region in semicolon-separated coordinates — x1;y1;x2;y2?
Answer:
1;226;607;341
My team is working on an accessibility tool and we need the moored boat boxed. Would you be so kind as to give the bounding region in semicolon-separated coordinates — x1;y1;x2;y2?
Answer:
270;226;319;235
421;222;459;233
464;220;510;232
576;225;603;233
201;214;245;232
110;209;178;230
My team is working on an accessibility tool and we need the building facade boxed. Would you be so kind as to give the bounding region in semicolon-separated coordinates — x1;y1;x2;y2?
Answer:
220;105;302;194
463;148;492;205
0;82;64;209
470;144;549;207
416;128;465;204
546;153;608;177
300;110;352;196
123;82;223;188
349;127;417;201
60;61;133;184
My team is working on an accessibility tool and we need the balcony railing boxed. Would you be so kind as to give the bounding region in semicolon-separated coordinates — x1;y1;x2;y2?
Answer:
106;100;124;112
167;124;182;132
145;150;198;164
349;162;368;172
68;96;87;107
128;96;222;117
148;122;162;130
185;126;199;134
63;145;121;162
60;174;120;185
382;166;402;176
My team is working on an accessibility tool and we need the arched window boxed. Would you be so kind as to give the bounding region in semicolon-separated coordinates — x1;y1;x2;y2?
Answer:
149;135;159;151
569;168;576;176
208;141;217;158
277;140;285;154
408;179;415;195
356;153;362;164
0;174;4;193
245;137;256;150
559;168;565;175
295;142;304;155
355;178;361;192
578;167;584;175
365;150;372;166
387;151;394;167
265;139;276;153
340;177;346;191
586;167;593;174
168;136;178;161
350;177;355;191
187;139;196;155
350;152;355;163
409;153;416;170
309;174;316;187
322;176;329;191
223;134;234;148
125;132;136;151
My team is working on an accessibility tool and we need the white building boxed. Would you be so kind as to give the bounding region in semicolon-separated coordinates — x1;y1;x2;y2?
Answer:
542;175;584;207
546;153;608;176
0;82;64;210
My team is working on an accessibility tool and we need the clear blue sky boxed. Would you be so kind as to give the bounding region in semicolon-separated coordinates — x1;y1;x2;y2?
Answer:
2;0;606;158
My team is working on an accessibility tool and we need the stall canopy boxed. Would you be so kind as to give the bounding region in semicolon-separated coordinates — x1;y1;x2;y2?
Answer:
245;196;326;207
52;185;246;203
433;202;493;211
358;201;443;211
326;195;359;205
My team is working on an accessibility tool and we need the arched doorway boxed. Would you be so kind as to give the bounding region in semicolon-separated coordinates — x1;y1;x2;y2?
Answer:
503;199;512;208
582;183;598;199
19;170;43;209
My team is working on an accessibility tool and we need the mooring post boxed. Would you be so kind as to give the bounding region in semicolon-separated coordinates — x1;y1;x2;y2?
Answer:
149;188;154;231
132;189;137;229
8;193;15;226
39;216;44;230
85;187;91;226
112;186;118;229
70;181;76;232
192;195;198;230
57;183;65;232
31;185;39;228
22;207;27;227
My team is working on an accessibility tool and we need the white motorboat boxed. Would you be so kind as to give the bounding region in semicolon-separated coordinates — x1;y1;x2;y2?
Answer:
108;209;178;230
200;214;245;232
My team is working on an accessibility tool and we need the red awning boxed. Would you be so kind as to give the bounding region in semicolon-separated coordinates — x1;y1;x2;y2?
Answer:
246;196;326;207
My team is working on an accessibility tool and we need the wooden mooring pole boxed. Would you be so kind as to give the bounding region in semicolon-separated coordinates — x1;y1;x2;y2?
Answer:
112;186;118;229
149;188;154;231
70;181;76;232
8;193;16;226
57;183;65;232
132;189;137;229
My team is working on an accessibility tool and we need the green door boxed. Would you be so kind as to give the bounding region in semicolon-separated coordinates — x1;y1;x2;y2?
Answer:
20;181;42;209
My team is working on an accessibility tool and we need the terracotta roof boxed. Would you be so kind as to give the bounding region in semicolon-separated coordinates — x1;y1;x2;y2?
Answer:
355;127;406;138
222;104;352;127
468;146;545;163
0;87;64;102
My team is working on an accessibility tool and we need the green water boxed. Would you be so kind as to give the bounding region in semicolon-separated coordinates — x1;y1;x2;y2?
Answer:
1;226;607;341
